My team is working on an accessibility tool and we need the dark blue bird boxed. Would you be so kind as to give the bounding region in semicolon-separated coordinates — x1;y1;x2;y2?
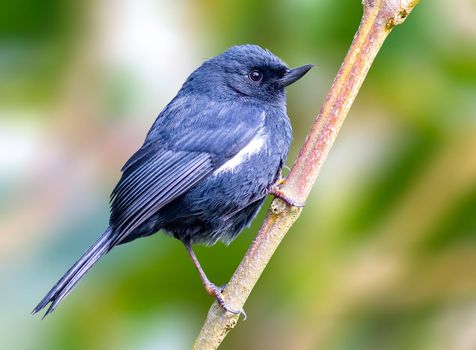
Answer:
33;44;312;318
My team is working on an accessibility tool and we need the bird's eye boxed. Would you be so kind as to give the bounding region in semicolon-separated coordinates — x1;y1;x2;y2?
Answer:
248;70;263;82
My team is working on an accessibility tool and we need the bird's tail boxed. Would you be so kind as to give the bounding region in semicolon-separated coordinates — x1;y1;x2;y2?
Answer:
32;227;114;318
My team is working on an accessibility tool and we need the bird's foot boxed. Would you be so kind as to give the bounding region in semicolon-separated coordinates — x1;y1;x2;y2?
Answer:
204;282;247;320
269;179;306;208
184;243;247;319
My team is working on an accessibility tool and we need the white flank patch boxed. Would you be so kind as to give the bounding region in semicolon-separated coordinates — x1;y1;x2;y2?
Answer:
213;131;267;175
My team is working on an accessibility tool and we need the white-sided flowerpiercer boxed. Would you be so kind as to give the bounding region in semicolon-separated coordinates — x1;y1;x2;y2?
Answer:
33;44;313;318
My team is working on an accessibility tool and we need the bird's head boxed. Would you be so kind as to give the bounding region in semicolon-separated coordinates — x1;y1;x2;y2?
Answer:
184;44;313;103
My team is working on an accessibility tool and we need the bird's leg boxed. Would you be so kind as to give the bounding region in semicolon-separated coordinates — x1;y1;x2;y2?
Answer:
268;177;306;208
184;243;246;318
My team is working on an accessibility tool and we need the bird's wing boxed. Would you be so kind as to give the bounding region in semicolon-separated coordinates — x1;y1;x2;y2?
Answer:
109;149;213;244
109;101;265;245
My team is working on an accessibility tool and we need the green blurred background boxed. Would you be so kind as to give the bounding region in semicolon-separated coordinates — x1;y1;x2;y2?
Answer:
1;0;475;349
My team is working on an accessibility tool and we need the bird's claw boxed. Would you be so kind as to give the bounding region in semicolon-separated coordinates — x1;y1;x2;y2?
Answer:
205;283;247;320
269;179;306;208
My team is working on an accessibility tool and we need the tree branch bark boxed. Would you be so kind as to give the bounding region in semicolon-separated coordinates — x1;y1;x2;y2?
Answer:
193;1;420;348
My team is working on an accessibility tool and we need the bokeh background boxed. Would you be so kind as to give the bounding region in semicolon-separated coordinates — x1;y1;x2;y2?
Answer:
1;0;475;349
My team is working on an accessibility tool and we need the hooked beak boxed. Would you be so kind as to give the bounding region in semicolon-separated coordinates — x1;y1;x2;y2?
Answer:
278;64;314;88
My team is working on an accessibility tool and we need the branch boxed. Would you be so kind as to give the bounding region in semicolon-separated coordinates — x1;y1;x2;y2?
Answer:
193;1;420;348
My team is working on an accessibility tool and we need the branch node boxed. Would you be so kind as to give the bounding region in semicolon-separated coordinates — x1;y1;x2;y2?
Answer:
381;0;419;29
271;198;288;215
386;8;409;28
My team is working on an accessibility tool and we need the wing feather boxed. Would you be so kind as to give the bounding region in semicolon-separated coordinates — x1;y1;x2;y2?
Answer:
109;150;213;244
111;151;181;215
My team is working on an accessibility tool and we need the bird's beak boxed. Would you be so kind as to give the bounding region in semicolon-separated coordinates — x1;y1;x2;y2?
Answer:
278;64;314;87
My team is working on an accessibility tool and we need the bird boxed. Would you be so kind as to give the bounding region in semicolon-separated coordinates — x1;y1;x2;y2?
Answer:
32;44;313;318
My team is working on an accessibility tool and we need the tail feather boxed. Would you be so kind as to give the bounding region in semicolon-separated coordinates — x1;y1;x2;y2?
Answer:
33;227;114;318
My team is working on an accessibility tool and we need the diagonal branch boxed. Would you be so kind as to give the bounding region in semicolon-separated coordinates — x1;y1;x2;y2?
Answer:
193;1;420;348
